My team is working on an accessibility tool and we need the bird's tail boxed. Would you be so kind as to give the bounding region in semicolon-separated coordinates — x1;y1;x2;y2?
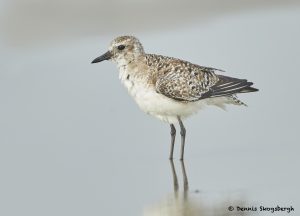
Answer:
207;75;258;98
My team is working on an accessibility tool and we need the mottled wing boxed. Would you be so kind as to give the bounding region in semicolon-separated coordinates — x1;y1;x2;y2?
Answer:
155;57;258;101
155;60;219;101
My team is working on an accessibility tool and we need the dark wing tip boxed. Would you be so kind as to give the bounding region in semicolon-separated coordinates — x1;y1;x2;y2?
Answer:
241;86;259;93
201;75;258;98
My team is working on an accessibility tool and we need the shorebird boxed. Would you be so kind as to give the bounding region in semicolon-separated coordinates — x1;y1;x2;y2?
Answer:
91;36;258;160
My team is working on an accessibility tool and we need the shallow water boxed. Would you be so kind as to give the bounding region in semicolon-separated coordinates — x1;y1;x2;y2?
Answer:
0;2;299;216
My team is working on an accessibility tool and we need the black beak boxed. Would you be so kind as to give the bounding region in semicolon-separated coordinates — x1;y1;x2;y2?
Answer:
91;51;112;64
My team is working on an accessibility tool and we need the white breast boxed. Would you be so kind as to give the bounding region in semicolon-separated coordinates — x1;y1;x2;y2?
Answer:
118;65;137;97
117;64;235;124
118;65;206;124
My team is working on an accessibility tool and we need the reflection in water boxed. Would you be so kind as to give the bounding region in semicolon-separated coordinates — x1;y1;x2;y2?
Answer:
144;160;249;216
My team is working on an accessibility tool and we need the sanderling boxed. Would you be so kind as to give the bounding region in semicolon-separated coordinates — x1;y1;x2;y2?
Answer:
91;36;258;160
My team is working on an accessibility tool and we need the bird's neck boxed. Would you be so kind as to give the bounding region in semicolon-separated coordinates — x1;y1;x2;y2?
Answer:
116;54;146;68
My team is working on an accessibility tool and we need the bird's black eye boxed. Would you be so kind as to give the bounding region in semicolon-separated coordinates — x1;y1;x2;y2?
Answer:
117;45;125;50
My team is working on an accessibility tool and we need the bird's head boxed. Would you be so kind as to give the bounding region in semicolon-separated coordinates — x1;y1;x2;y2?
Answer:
91;35;145;66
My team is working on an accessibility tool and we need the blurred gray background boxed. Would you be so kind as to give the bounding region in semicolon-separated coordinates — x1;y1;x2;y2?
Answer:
0;0;299;216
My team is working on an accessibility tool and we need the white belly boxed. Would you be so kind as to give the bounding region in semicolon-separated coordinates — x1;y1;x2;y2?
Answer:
119;67;204;124
118;66;238;124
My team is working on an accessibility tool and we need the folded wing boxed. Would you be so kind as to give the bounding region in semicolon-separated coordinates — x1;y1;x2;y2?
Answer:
155;60;258;102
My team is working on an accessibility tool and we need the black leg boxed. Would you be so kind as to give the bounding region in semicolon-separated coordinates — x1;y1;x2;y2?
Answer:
169;124;176;160
177;117;186;160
